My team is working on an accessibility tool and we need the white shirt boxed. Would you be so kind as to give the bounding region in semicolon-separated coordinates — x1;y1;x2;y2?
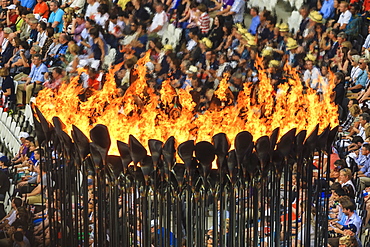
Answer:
363;34;370;49
186;39;197;52
148;10;168;36
94;13;109;27
342;180;356;195
69;0;86;13
230;0;245;23
85;2;100;19
344;212;362;235
337;10;352;26
108;20;124;37
359;125;366;140
303;67;321;90
1;38;8;54
6;210;17;225
36;31;47;47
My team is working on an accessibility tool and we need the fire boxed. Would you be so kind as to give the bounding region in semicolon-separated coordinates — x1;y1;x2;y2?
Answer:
36;52;338;155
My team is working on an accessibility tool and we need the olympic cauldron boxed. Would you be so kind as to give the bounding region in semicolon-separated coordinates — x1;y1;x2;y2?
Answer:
32;53;339;247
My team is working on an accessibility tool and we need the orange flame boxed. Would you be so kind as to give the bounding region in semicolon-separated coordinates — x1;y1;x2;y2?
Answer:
36;52;338;155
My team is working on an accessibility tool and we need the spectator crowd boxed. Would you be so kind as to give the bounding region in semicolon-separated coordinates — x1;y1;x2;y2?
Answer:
1;0;370;246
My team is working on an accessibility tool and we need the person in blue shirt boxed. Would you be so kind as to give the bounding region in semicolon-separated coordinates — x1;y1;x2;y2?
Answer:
348;57;368;93
16;53;48;106
21;0;36;11
358;143;370;191
48;1;64;33
248;7;260;35
319;0;334;20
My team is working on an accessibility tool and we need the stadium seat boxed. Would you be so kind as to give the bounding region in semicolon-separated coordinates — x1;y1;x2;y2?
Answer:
14;126;20;139
13;80;18;94
5;116;12;129
9;121;16;134
24;104;33;126
1;111;8;123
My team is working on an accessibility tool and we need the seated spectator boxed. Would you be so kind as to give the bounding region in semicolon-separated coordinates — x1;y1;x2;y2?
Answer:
346;55;361;85
338;168;355;198
12;230;31;247
45;32;69;67
0;27;15;67
347;57;367;93
319;0;335;20
148;3;167;37
43;67;64;90
33;0;49;20
34;21;47;47
303;56;321;91
248;7;260;35
344;3;362;40
11;132;29;166
16;53;48;106
71;14;85;45
47;1;64;33
358;144;370;190
5;4;18;29
334;1;351;30
41;27;55;59
16;148;40;194
6;39;31;76
20;0;36;11
22;161;48;205
0;198;22;230
27;18;38;43
85;0;100;19
93;4;109;28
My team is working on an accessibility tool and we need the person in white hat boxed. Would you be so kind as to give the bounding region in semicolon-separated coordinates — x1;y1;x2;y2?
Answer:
5;5;17;27
180;65;198;89
10;132;30;165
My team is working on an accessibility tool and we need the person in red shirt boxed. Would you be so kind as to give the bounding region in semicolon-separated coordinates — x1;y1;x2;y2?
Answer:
33;0;50;20
5;5;18;28
43;67;64;90
364;0;370;12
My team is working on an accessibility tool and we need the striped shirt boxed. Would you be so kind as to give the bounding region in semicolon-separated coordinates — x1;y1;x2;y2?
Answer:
363;33;370;49
198;12;210;34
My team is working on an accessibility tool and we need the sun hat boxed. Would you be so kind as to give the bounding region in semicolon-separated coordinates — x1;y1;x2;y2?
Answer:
163;44;173;51
200;38;213;49
286;38;299;50
261;47;273;57
246;39;257;47
309;11;323;23
6;4;16;10
186;65;198;74
304;53;316;62
279;23;289;32
268;60;280;68
19;132;29;139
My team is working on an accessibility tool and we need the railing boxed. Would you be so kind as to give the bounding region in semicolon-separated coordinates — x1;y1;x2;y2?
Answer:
32;104;337;247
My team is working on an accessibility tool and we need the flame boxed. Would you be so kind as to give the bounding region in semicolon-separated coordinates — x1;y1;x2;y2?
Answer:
36;52;338;155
